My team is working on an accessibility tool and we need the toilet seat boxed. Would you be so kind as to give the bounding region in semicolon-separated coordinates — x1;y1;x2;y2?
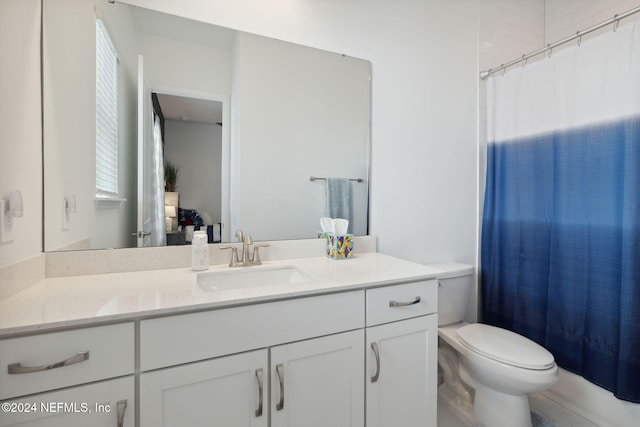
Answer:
457;324;555;370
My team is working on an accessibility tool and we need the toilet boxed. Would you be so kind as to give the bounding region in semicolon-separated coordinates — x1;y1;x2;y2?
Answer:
433;263;558;427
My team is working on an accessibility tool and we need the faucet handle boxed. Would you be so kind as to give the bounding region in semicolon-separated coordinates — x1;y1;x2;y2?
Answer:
219;246;241;267
251;243;270;265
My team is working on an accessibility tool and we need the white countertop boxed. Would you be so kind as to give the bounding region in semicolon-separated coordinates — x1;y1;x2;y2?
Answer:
0;253;445;337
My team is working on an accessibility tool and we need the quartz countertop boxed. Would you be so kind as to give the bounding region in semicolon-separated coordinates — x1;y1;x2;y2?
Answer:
0;253;445;337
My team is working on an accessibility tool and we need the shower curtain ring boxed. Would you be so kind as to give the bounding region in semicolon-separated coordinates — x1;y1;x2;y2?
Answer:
547;44;553;59
613;15;621;32
577;31;582;46
521;55;528;69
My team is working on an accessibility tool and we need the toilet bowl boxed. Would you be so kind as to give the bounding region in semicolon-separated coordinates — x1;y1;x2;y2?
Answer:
433;263;558;427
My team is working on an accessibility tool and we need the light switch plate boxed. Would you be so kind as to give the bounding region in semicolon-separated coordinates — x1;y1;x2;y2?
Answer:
0;200;14;244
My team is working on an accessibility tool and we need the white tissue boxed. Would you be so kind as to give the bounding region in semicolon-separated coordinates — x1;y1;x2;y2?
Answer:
320;217;333;233
333;218;348;235
320;217;349;235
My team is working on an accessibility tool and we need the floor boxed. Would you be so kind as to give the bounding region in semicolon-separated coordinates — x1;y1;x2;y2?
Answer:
437;391;600;427
437;396;468;427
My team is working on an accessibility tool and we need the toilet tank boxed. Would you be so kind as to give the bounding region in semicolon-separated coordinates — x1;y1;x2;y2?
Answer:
430;263;474;326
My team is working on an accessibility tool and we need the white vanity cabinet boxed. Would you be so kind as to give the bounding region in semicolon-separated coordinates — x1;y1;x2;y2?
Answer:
140;330;364;427
140;349;269;427
0;323;135;427
365;281;438;427
0;259;441;427
0;377;134;427
270;330;364;427
139;291;365;427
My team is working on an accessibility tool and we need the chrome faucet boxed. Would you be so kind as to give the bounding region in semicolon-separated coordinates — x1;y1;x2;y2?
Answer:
241;233;252;264
219;229;270;267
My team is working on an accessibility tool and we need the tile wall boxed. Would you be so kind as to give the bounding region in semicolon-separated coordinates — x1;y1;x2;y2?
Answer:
546;0;640;43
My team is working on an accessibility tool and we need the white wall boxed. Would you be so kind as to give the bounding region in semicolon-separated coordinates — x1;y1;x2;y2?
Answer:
137;32;231;96
42;0;138;251
230;31;370;240
123;0;480;266
42;0;94;251
0;0;42;268
546;0;640;43
1;0;481;268
2;0;481;296
3;0;480;267
164;120;222;223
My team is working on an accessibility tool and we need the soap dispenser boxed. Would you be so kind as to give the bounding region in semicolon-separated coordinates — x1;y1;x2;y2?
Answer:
191;231;209;271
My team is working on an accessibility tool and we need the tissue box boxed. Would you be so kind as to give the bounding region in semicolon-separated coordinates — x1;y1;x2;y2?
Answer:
325;234;354;259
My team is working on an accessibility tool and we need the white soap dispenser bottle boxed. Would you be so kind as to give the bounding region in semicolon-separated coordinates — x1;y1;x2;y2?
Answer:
191;231;209;271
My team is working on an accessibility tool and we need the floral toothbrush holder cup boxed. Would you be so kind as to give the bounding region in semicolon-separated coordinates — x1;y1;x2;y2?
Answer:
325;233;354;259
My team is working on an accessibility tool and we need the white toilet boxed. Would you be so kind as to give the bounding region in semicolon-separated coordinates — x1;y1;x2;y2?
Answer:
433;263;558;427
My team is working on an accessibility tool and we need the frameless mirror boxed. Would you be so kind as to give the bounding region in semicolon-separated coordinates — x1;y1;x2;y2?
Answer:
43;0;371;251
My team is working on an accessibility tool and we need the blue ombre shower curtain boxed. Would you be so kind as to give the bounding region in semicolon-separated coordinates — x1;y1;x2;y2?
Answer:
482;21;640;402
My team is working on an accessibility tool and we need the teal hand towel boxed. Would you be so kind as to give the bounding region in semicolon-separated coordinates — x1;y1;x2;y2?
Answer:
326;177;352;232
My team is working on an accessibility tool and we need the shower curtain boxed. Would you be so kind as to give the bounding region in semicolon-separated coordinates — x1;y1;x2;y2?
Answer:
482;21;640;402
146;113;166;246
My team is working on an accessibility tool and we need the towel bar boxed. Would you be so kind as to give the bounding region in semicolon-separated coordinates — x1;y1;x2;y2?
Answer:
310;176;363;183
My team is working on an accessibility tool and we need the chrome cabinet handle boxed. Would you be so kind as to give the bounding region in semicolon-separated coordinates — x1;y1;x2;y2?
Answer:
276;363;285;411
389;296;421;307
131;231;151;237
371;342;380;383
116;399;127;427
8;351;89;374
255;368;264;417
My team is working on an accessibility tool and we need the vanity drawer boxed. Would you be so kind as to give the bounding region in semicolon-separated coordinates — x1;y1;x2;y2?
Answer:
366;280;437;327
140;290;365;371
0;323;134;400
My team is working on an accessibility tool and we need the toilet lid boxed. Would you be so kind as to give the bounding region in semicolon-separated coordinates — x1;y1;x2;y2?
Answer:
457;324;555;370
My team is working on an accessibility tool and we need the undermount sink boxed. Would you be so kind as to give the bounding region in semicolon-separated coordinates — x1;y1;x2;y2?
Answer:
197;266;315;291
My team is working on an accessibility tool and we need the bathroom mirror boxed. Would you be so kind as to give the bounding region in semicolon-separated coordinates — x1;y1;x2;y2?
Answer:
43;0;371;252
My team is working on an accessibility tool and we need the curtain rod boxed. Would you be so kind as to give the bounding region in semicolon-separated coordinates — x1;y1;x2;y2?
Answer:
310;176;363;183
479;5;640;80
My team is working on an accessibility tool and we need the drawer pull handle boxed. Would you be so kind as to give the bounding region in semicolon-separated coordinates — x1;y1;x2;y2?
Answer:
389;296;421;307
255;368;264;417
276;363;285;411
371;342;381;383
8;351;89;374
116;399;127;427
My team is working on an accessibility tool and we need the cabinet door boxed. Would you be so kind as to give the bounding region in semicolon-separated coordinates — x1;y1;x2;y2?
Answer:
0;376;133;427
271;330;364;427
140;349;268;427
366;315;437;427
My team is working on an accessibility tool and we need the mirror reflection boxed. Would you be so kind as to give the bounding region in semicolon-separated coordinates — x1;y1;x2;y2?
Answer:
43;0;371;252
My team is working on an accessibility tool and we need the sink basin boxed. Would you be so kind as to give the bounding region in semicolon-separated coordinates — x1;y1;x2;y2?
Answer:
198;266;315;291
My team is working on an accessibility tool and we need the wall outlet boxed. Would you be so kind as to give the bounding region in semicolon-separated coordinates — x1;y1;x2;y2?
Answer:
0;200;14;244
